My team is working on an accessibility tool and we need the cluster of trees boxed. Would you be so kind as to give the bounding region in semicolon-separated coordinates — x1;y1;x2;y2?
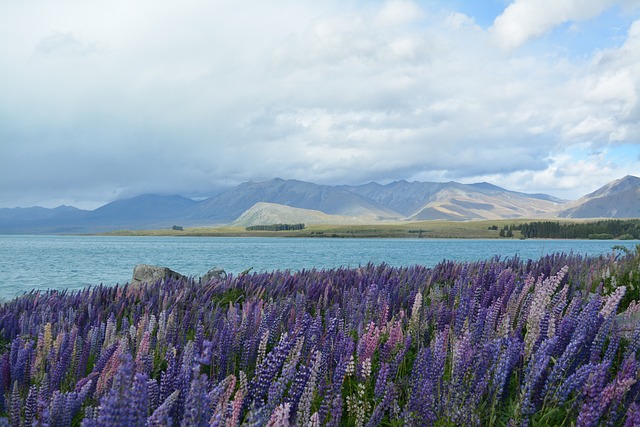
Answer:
488;225;513;237
515;220;640;239
245;223;306;231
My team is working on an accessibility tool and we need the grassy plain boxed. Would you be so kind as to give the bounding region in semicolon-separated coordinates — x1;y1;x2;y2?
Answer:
102;219;583;239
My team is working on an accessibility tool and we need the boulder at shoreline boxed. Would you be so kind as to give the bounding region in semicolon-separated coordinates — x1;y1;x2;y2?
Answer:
130;264;228;287
201;267;227;284
131;264;188;287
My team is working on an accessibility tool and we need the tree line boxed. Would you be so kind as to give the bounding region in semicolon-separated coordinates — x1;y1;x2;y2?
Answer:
245;223;306;231
514;219;640;239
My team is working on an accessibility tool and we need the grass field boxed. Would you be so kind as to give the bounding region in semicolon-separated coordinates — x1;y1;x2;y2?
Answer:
101;219;595;239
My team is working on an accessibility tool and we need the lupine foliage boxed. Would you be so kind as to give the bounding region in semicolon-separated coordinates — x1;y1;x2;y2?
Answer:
0;249;639;426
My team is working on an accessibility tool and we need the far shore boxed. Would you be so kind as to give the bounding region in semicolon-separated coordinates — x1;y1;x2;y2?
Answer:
97;218;640;240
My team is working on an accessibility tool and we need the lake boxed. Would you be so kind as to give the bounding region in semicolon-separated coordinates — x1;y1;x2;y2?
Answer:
0;235;637;300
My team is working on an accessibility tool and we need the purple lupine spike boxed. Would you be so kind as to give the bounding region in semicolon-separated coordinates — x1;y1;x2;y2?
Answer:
374;362;390;400
9;381;20;427
249;333;294;408
207;375;235;415
575;361;611;427
482;297;502;342
520;337;557;420
91;342;118;376
76;334;91;381
80;407;99;427
544;327;588;395
321;353;350;427
473;347;495;407
13;339;33;387
405;347;437;426
194;320;204;354
147;389;180;427
131;373;149;427
180;373;210;427
492;337;523;403
267;336;303;411
147;379;160;415
94;353;139;427
0;353;10;413
284;362;310;418
555;362;597;405
160;349;178;402
451;330;473;398
36;374;52;421
590;317;613;364
603;325;621;362
24;384;38;427
594;357;638;424
51;336;73;392
366;381;397;427
266;403;291;427
48;390;67;427
624;403;640;427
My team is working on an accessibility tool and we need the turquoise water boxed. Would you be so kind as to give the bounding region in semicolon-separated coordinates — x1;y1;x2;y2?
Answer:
0;235;637;300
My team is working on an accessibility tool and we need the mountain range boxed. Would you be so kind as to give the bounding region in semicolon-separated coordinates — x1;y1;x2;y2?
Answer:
1;175;639;234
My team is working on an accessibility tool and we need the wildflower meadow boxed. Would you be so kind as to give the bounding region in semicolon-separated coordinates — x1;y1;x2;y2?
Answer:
0;248;639;426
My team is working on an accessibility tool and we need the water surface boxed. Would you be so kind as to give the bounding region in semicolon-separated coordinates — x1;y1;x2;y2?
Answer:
0;235;637;300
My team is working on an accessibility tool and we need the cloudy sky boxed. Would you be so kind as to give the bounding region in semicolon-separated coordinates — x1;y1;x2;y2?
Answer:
1;0;639;209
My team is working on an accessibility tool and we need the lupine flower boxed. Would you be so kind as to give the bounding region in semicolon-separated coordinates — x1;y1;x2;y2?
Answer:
575;361;611;427
624;403;640;427
600;285;626;318
0;252;638;426
296;350;322;426
147;390;180;427
266;403;290;427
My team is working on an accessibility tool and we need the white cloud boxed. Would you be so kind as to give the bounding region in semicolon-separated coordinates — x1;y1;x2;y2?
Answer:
476;145;640;200
490;0;618;49
375;0;425;27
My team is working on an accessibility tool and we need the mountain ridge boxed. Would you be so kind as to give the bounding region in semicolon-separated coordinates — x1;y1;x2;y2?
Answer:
1;176;638;233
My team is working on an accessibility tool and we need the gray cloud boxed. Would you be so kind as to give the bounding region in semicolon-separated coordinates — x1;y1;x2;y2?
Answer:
0;0;639;208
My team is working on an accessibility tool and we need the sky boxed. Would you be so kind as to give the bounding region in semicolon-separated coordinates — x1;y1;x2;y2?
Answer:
1;0;640;209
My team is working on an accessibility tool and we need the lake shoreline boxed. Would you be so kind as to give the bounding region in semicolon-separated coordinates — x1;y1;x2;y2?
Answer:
93;218;640;239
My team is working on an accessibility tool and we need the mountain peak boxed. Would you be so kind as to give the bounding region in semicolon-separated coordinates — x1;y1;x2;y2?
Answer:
584;175;640;199
559;175;640;219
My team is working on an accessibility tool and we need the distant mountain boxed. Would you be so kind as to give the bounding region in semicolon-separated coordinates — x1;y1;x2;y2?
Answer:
339;180;447;216
186;178;400;223
232;202;366;226
559;175;640;218
0;205;84;222
0;195;197;234
88;194;197;223
0;205;89;234
1;176;637;234
341;180;565;220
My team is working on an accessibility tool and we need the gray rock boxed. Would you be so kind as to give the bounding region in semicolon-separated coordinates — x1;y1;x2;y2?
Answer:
201;267;227;284
131;264;187;287
616;309;640;339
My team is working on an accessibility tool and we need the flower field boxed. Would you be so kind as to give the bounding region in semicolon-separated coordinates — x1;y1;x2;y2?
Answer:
0;249;639;426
